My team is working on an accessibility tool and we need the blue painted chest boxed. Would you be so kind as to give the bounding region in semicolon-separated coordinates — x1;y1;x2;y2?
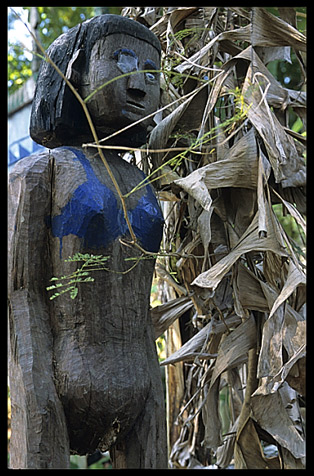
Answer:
49;147;164;256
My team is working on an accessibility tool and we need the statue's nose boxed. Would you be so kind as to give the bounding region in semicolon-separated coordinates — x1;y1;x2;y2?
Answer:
127;72;146;98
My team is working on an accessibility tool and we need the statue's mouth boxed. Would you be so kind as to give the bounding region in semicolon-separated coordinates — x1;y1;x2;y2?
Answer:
126;100;145;110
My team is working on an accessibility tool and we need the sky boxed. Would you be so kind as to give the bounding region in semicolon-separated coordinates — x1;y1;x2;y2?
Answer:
8;7;33;60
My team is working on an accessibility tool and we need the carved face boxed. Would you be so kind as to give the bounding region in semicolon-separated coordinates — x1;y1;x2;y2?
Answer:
80;33;160;136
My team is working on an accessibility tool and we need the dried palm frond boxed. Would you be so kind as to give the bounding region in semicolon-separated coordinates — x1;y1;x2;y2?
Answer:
123;6;306;469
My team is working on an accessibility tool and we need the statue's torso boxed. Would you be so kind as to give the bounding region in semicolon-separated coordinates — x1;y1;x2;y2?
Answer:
11;147;163;454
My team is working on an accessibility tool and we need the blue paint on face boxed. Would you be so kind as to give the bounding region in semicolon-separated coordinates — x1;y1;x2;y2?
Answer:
113;49;158;82
49;147;163;257
144;59;158;70
114;48;138;75
113;48;137;59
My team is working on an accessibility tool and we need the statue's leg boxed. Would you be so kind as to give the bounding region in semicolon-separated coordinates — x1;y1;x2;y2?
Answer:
111;384;167;469
111;326;167;469
9;383;70;469
8;291;70;469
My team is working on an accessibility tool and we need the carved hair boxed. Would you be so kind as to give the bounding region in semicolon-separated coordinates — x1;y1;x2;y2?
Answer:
30;14;161;149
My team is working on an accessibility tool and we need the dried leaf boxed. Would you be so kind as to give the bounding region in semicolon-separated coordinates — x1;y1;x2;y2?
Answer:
155;263;187;296
273;343;305;395
254;45;292;65
235;417;281;469
151;296;193;339
192;204;287;292
272;188;306;234
176;128;258;195
280;447;305;469
175;25;251;75
286;353;306;396
142;7;306;468
250;47;305;111
157;165;181;187
149;87;202;167
201;378;222;449
161;314;242;366
198;208;213;251
234;262;269;313
251;8;306;51
175;171;213;211
235;262;305;330
269;260;306;319
210;315;256;390
257;144;271;236
168;6;199;30
243;65;306;188
216;417;239;468
139;7;158;26
257;288;285;379
283;307;305;358
256;277;306;394
148;105;184;164
251;383;305;461
202;316;256;451
277;7;297;27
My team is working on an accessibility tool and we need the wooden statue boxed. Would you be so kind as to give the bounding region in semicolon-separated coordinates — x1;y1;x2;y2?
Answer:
8;14;167;469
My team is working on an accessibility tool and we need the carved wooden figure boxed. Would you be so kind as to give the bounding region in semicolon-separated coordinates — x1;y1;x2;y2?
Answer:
8;14;167;469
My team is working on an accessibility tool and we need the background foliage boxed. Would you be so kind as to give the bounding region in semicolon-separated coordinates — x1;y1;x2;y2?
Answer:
122;6;306;469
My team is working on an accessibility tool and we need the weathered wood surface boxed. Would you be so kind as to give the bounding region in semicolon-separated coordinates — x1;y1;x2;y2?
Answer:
8;147;167;468
8;152;70;468
9;13;167;468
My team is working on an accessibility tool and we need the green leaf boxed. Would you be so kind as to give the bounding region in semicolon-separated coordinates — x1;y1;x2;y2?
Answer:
70;287;78;299
50;292;60;300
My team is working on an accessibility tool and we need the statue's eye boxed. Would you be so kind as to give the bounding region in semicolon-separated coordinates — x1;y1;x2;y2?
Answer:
144;60;158;83
145;72;156;82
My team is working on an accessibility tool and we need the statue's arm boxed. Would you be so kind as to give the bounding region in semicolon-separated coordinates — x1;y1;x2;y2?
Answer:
8;154;70;468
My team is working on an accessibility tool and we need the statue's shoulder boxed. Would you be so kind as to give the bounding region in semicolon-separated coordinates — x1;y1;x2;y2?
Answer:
9;149;50;174
8;147;84;183
9;150;55;189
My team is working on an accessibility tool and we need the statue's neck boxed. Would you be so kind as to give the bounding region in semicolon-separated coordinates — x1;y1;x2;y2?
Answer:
73;145;125;165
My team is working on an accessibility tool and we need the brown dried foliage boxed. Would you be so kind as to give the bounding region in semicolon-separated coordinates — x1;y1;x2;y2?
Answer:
122;7;306;469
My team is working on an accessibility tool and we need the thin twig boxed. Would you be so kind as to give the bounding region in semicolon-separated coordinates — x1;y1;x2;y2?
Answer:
82;144;195;153
173;50;223;72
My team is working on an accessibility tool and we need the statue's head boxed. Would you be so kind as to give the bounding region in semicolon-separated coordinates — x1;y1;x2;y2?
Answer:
30;14;161;148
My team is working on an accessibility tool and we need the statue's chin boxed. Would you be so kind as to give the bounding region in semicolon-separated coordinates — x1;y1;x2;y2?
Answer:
94;124;148;148
44;123;148;149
